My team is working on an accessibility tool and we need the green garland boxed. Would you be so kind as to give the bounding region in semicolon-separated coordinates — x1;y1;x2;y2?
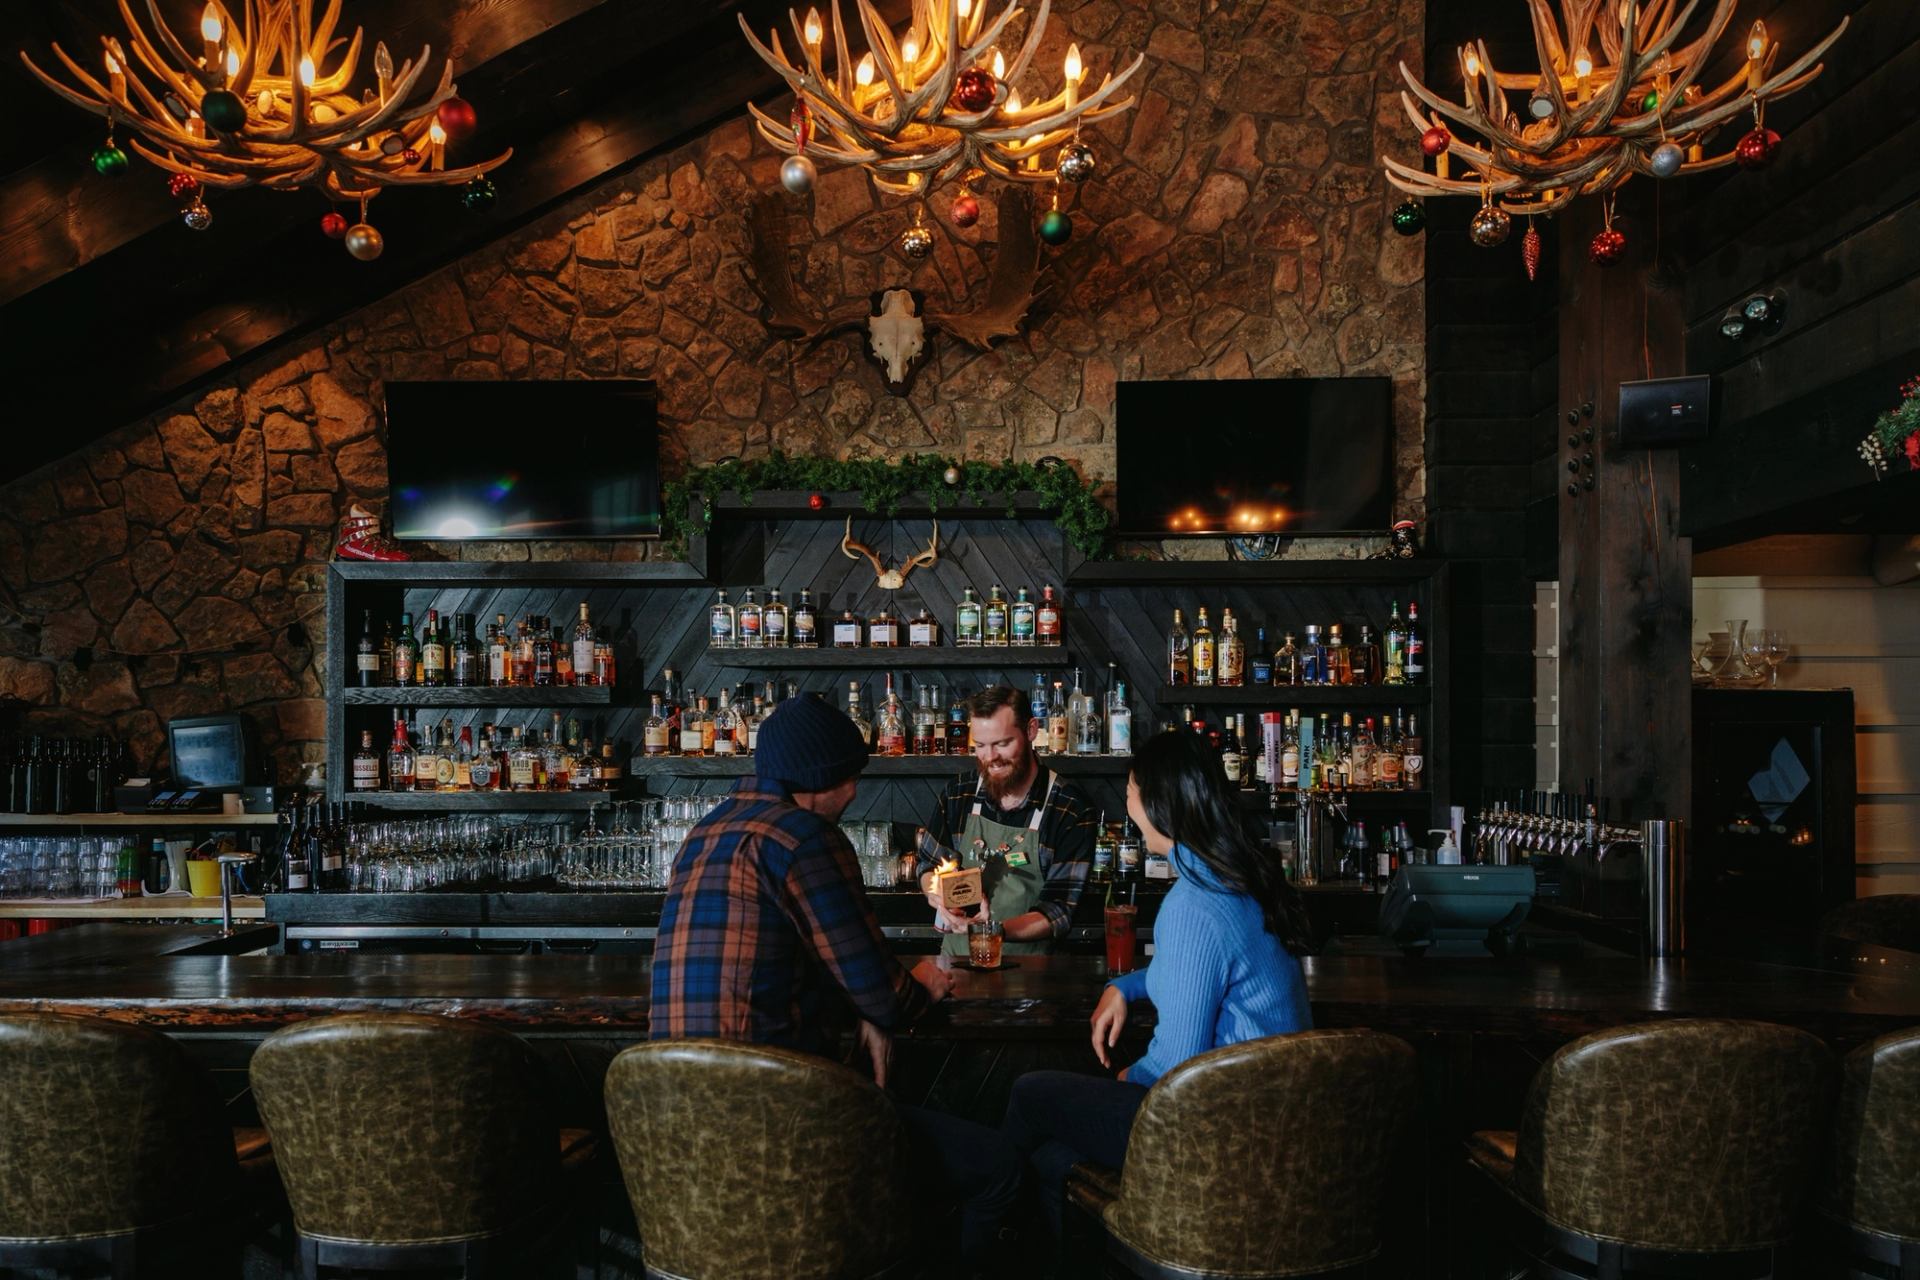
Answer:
1858;374;1920;477
661;453;1110;559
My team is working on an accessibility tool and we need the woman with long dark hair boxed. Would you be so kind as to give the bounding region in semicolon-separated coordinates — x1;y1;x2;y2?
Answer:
999;729;1313;1239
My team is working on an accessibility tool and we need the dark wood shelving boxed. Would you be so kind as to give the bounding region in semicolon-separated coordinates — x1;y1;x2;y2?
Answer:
1233;788;1435;811
331;561;704;585
628;754;1133;779
342;686;621;707
349;791;621;812
1066;560;1441;587
706;646;1072;669
1155;686;1432;707
710;491;1061;520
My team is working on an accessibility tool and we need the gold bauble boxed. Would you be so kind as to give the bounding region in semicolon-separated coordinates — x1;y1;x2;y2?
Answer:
344;222;385;261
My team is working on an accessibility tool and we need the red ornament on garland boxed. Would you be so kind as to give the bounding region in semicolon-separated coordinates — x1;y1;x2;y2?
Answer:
320;211;349;239
807;492;826;511
1588;226;1627;267
1734;126;1781;170
790;100;814;153
166;172;201;201
1420;124;1451;157
435;97;477;135
950;191;981;227
953;68;997;113
402;147;421;164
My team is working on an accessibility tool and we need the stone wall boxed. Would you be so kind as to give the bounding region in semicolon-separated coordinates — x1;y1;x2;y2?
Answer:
0;0;1425;781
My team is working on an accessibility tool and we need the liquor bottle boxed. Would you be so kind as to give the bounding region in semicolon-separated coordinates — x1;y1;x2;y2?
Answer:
1219;610;1244;687
983;585;1010;647
833;607;862;648
1048;680;1070;755
1250;628;1272;685
912;686;940;755
644;695;671;756
572;734;598;790
845;682;873;749
1221;715;1243;785
351;729;381;791
877;676;907;757
355;609;381;688
1037;586;1063;646
507;726;538;790
1334;713;1356;790
908;607;940;648
392;612;418;687
1106;681;1132;756
947;688;971;753
379;620;395;685
1167;609;1191;685
680;697;711;757
386;718;415;792
1350;625;1380;686
1374;715;1403;790
868;601;900;648
1281;712;1301;789
792;589;818;647
470;726;497;790
709;589;737;648
955;588;983;647
1116;821;1143;881
489;613;510;686
599;741;625;787
1191;608;1216;687
1068;669;1100;756
453;726;476;791
713;691;740;757
437;718;459;791
1274;632;1299;687
1010;587;1037;645
1383;603;1408;685
282;801;312;891
1351;717;1376;791
540;714;566;788
739;589;764;648
1405;602;1426;684
1300;625;1326;685
571;603;599;682
512;618;535;686
1091;823;1115;883
413;719;440;792
1401;712;1424;790
1325;623;1351;686
1376;824;1399;886
1030;674;1052;754
420;609;446;687
452;614;482;687
532;616;556;687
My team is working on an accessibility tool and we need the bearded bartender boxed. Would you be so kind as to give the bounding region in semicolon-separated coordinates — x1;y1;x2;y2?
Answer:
917;686;1099;954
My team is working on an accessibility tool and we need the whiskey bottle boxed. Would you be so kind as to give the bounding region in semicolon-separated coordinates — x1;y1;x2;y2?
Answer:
833;607;862;648
512;618;535;686
508;726;539;791
386;718;415;792
437;718;459;791
355;610;381;688
1350;625;1380;686
792;589;819;647
680;697;713;758
1106;681;1133;756
661;668;685;742
469;726;497;790
453;726;476;791
845;682;873;749
867;602;900;648
1010;587;1037;645
984;584;1010;647
1037;586;1063;646
1048;680;1070;755
713;690;740;757
532;617;556;687
392;611;418;687
747;693;768;754
738;589;764;648
1219;610;1245;687
1167;609;1191;686
955;588;983;647
489;613;510;686
1325;623;1350;686
351;729;381;791
1373;715;1403;790
452;614;482;688
1405;602;1426;684
571;735;598;790
877;676;907;757
1191;608;1216;687
908;607;940;648
1220;715;1243;785
572;603;598;683
1274;632;1299;687
420;609;447;687
594;643;616;687
709;590;737;648
643;695;671;756
379;619;395;685
1351;716;1376;791
599;741;624;786
1383;603;1408;685
762;589;790;648
412;720;440;792
912;685;940;755
546;714;572;788
1280;712;1301;788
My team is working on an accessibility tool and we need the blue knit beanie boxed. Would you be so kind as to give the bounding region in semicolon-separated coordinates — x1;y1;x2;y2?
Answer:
754;693;870;792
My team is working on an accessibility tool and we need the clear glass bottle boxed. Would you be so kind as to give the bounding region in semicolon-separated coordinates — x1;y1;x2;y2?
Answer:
792;588;818;647
845;681;873;748
746;694;767;755
452;614;482;687
868;601;900;648
1106;680;1132;756
351;729;381;791
1048;680;1070;755
833;607;862;648
1280;712;1301;788
386;718;415;791
713;690;740;757
1274;632;1299;687
1400;712;1424;791
1037;586;1063;646
452;726;476;791
436;718;459;791
1350;716;1375;791
1374;714;1403;790
644;694;671;756
512;617;535;686
412;718;440;792
572;734;598;790
1010;587;1037;645
508;725;539;791
571;603;598;683
1219;609;1244;687
1030;674;1052;754
912;685;939;755
908;607;939;648
488;613;510;686
1325;623;1351;686
1191;607;1216;687
983;584;1010;647
470;726;497;790
955;588;983;647
709;589;737;648
1167;609;1191;686
531;616;555;687
877;675;907;757
1068;669;1101;756
680;696;713;758
738;589;764;648
1383;602;1408;685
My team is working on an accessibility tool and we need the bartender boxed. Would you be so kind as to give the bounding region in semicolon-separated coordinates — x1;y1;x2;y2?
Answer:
916;686;1099;955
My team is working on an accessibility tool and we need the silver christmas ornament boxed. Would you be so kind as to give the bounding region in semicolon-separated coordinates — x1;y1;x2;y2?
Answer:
1057;142;1096;183
344;222;385;261
1649;141;1685;178
182;199;213;231
1468;205;1513;248
780;153;817;195
900;224;935;259
942;465;961;486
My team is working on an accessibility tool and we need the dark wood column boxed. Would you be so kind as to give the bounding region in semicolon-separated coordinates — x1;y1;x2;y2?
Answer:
1555;193;1692;821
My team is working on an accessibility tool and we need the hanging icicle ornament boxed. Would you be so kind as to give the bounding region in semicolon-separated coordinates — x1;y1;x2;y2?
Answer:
1522;219;1542;280
1390;200;1426;236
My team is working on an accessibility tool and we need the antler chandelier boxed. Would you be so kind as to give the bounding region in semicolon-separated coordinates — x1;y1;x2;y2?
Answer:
740;0;1141;247
1381;0;1846;268
21;0;510;260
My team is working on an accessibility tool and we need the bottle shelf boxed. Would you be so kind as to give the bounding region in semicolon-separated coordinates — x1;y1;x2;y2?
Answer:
343;790;622;811
1231;788;1434;811
1066;560;1442;587
1155;686;1431;707
627;754;1133;779
705;647;1073;669
341;687;620;707
0;812;280;827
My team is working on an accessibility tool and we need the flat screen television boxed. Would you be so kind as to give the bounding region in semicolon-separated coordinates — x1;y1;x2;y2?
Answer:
1114;377;1395;536
384;380;662;539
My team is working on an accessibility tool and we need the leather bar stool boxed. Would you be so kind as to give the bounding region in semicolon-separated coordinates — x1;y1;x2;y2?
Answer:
250;1012;597;1280
604;1039;914;1280
1823;1027;1920;1279
1064;1029;1418;1279
0;1012;274;1279
1466;1018;1833;1280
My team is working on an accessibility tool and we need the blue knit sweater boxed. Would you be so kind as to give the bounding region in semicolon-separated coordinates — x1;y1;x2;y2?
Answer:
1108;844;1311;1086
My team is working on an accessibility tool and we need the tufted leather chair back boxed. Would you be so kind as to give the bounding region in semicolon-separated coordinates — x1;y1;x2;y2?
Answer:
1825;1026;1920;1242
1104;1029;1416;1275
1513;1018;1832;1251
0;1013;239;1242
250;1013;560;1244
605;1040;911;1280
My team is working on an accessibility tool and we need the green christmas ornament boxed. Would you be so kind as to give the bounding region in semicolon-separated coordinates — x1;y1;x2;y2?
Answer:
1390;200;1426;236
1641;89;1660;112
1039;208;1072;245
199;88;247;134
461;176;497;212
91;144;129;176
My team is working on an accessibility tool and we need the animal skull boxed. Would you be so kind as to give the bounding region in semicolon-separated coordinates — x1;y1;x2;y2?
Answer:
866;289;928;395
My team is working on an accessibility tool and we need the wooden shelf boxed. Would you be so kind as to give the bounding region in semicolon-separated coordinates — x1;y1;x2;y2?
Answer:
342;686;619;707
0;896;265;920
349;791;622;812
0;812;279;827
331;561;703;585
1066;560;1441;587
629;754;1133;779
706;646;1072;669
1233;788;1434;811
1156;686;1431;707
710;491;1062;520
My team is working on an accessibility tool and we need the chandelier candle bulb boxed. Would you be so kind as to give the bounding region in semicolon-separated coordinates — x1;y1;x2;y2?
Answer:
1064;43;1082;110
200;4;222;69
1747;21;1767;92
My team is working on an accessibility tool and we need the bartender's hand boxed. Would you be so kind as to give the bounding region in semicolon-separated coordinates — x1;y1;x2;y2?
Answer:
1090;985;1129;1069
856;1019;893;1089
911;957;952;1002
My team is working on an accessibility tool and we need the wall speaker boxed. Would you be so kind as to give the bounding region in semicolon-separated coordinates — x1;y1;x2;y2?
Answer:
1618;374;1711;448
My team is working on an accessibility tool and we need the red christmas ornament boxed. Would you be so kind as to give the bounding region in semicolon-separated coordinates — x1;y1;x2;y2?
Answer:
1588;226;1627;267
954;68;997;113
166;172;201;201
807;492;826;511
1734;126;1781;170
402;147;421;164
320;211;349;239
435;97;478;135
950;191;981;227
1522;222;1542;281
790;100;814;153
1420;125;1451;157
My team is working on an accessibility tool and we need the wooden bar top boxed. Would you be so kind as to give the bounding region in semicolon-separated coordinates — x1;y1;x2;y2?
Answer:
3;928;1918;1044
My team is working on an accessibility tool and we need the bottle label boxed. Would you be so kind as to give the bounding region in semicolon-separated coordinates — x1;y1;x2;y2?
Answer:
1146;855;1171;881
436;757;456;786
833;621;861;646
794;613;816;644
956;607;981;642
681;727;704;753
422;644;445;672
645;725;670;754
1378;755;1402;785
710;612;734;643
741;613;762;641
510;758;536;787
715;731;737;756
869;621;899;646
1193;638;1215;675
1282;746;1300;786
747;725;760;752
287;868;310;890
1011;607;1036;643
489;650;507;684
764;611;786;641
573;639;595;676
356;653;380;673
1038;609;1060;643
1407;640;1425;679
471;757;495;788
351;759;380;789
415;754;438;787
984;605;1008;638
1223;753;1242;783
393;650;415;683
1108;714;1131;755
909;621;936;647
454;761;472;788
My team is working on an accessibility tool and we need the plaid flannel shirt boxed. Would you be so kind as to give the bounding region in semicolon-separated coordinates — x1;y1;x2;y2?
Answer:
913;765;1099;938
650;781;931;1055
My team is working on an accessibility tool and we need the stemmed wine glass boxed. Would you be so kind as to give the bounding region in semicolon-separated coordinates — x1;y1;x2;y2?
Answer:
1748;628;1790;688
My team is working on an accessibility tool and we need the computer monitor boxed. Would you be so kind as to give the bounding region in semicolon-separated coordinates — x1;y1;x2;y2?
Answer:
168;714;248;789
1378;865;1537;955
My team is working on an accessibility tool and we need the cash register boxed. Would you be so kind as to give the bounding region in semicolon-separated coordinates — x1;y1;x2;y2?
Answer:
115;714;262;813
1378;864;1538;957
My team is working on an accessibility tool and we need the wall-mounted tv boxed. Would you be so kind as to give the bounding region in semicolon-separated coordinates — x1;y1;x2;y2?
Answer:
384;380;662;540
1114;377;1395;536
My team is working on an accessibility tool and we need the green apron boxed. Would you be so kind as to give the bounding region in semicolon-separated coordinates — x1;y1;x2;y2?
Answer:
941;773;1058;957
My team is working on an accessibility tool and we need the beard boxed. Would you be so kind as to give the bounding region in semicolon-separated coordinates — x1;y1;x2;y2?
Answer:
978;738;1038;802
